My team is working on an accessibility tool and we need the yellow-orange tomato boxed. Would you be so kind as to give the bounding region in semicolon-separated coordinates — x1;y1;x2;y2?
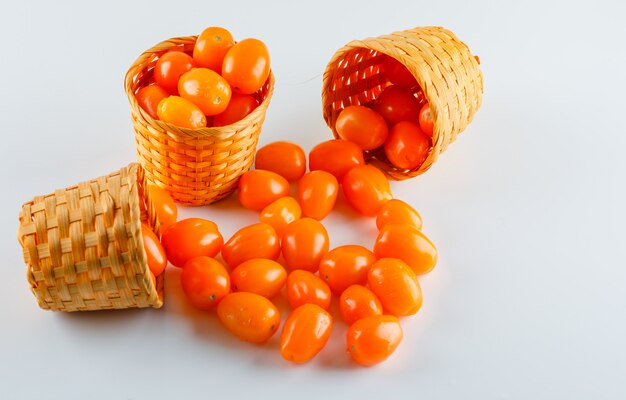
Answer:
141;223;167;276
286;270;331;310
343;165;392;216
221;223;280;268
255;141;306;183
231;259;287;298
193;26;235;72
156;96;207;129
161;218;223;268
222;38;270;95
347;315;403;366
309;139;365;182
181;256;230;310
318;245;377;295
339;285;383;325
259;197;301;237
368;258;422;316
136;85;168;119
178;68;232;116
376;199;422;231
281;218;329;272
238;170;290;211
147;184;177;230
373;224;437;275
280;304;333;363
217;292;280;343
335;106;389;151
297;171;338;220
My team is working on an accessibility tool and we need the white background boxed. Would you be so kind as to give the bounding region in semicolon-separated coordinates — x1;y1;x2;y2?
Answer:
1;0;625;399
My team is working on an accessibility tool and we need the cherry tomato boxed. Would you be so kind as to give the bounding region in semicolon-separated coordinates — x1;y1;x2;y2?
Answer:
147;184;177;230
221;223;280;268
282;218;329;272
335;106;388;151
373;85;421;127
374;224;438;275
178;68;232;116
376;199;422;231
231;258;286;298
286;270;331;310
193;26;235;72
213;94;259;126
381;55;418;88
181;256;230;310
259;196;301;237
309;139;365;182
238;170;290;211
339;285;383;325
161;218;223;268
156;96;207;129
136;85;168;119
297;171;338;220
154;51;196;95
255;141;306;183
347;315;403;366
141;223;167;276
342;165;392;216
318;245;377;295
217;292;280;343
280;304;333;363
384;121;431;170
368;258;422;316
419;103;434;137
222;38;270;95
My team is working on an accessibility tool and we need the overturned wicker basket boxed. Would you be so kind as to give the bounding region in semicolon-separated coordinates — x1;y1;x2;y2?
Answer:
322;26;483;180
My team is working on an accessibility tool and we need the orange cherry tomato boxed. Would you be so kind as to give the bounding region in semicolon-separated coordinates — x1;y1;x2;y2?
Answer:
419;103;434;137
335;106;388;151
238;170;290;211
374;224;437;275
154;51;196;95
376;199;422;231
141;223;167;276
222;38;270;95
373;85;421;127
136;85;169;119
282;218;329;272
280;304;333;363
318;245;377;295
286;270;331;310
297;171;338;220
181;256;230;310
178;68;232;116
309;139;365;182
213;94;259;126
217;292;280;343
347;315;403;366
339;285;383;325
193;26;235;72
342;165;392;216
231;258;287;298
147;184;177;230
161;218;223;268
382;55;418;88
259;196;301;237
368;258;422;316
255;141;306;183
221;223;280;268
156;96;207;129
384;121;431;170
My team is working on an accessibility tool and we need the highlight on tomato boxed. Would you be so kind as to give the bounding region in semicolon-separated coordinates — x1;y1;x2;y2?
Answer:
280;304;333;363
217;292;280;344
255;141;307;183
141;223;167;276
297;171;338;220
147;184;177;230
154;51;196;95
347;315;403;366
221;223;280;268
222;38;271;95
181;256;230;310
309;139;365;182
156;96;207;129
368;258;422;316
339;284;383;325
193;26;235;72
384;121;431;171
286;270;332;310
161;218;223;268
136;85;169;119
373;224;438;275
231;258;287;299
376;199;422;231
335;105;388;151
318;245;377;295
281;218;330;272
238;169;290;211
178;67;232;116
259;196;302;238
342;165;392;216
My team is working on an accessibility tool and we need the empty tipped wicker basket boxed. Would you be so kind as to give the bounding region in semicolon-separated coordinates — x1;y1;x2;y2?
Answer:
125;36;275;206
17;163;164;312
322;26;483;180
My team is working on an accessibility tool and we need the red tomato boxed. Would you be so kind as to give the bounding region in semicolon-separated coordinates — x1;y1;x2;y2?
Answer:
384;121;431;170
342;165;392;216
280;304;333;363
419;103;434;137
147;184;177;230
178;68;232;116
136;85;168;119
231;258;287;298
373;85;422;127
286;270;331;310
193;26;235;72
318;245;377;295
309;139;365;182
156;96;207;129
259;196;301;238
141;223;167;276
347;315;403;366
222;38;271;94
213;94;259;126
221;223;280;268
161;218;223;268
154;51;196;95
255;141;306;182
181;256;230;310
376;199;422;231
217;292;280;343
297;171;338;220
339;285;383;325
335;106;388;150
373;224;438;275
238;170;290;211
381;55;418;88
282;218;330;272
368;258;422;316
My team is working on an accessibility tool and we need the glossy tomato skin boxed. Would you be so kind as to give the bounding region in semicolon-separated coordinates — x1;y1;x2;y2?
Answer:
147;184;177;230
222;38;270;95
156;96;207;129
382;56;418;88
154;51;196;95
368;258;422;316
339;285;383;325
376;199;422;231
309;139;365;182
374;224;437;275
178;68;232;116
282;218;330;272
136;85;169;119
384;121;431;170
231;258;287;298
335;106;388;151
221;223;280;268
181;256;230;310
347;315;403;366
342;165;393;216
238;170;290;211
161;218;223;268
193;26;235;72
259;196;301;237
255;141;306;183
373;85;422;127
297;171;338;220
280;304;333;363
141;223;167;276
286;270;331;310
213;94;259;126
318;245;377;295
419;103;434;137
217;292;280;343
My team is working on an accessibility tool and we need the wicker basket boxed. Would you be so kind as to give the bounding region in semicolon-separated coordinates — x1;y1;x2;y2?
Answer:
322;26;483;180
17;163;164;312
125;36;275;205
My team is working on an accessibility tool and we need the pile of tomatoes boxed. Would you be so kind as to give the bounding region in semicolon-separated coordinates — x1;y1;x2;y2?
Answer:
134;26;270;128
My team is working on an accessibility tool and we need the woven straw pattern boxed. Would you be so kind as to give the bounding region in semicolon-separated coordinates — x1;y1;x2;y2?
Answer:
322;26;483;180
17;163;164;312
125;36;275;205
